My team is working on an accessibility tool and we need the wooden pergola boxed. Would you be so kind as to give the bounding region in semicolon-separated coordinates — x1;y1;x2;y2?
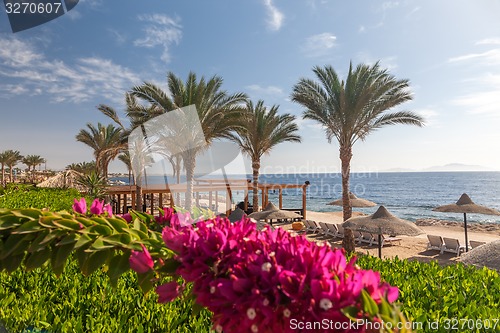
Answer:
106;179;310;219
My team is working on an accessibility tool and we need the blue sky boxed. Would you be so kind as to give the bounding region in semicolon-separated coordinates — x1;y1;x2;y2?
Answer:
1;0;500;173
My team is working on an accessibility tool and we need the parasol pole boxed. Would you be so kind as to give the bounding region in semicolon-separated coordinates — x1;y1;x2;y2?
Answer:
378;226;382;259
464;213;469;252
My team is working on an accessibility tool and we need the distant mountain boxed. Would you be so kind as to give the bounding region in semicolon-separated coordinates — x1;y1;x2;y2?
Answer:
380;167;416;173
423;163;493;172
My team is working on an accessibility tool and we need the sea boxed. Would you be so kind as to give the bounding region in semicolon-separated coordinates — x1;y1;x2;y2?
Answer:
110;172;500;224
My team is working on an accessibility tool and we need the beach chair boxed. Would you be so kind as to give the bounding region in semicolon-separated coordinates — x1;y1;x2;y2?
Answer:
318;222;336;238
360;232;374;245
469;240;486;249
326;223;340;238
303;220;321;234
335;224;345;239
426;235;444;252
371;234;402;247
352;230;363;243
442;237;466;256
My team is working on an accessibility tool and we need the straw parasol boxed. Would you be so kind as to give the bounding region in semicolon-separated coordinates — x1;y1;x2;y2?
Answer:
433;193;500;252
248;202;302;223
37;170;85;191
327;192;376;207
342;206;424;258
228;207;247;223
460;240;500;271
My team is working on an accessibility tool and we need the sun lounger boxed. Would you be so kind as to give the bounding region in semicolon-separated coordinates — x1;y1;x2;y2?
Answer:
302;220;321;234
426;235;444;252
335;224;345;238
318;222;336;238
469;240;486;249
371;234;402;247
442;237;466;256
326;223;340;238
352;230;363;243
360;232;374;244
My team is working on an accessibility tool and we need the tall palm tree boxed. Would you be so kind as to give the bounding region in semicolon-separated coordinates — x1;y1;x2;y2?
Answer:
4;150;23;184
131;72;247;210
0;151;9;186
75;123;125;180
291;62;424;252
232;100;301;212
22;155;45;182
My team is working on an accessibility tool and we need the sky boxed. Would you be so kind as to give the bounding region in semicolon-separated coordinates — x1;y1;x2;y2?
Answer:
1;0;500;174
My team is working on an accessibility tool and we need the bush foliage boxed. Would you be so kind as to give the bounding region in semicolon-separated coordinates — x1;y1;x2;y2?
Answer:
0;187;85;211
357;255;500;332
0;258;212;333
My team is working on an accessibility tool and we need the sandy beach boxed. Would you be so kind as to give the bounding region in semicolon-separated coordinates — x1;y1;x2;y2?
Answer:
287;211;500;265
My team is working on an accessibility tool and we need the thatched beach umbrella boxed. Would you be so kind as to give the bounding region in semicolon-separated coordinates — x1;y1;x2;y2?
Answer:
37;170;85;191
342;206;424;258
327;192;376;208
460;240;500;271
228;207;247;223
433;193;500;252
248;202;302;223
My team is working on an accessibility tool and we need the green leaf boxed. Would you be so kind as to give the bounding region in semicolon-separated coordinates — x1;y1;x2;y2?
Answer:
57;233;78;246
137;270;154;293
104;217;129;233
107;251;131;288
50;242;76;276
361;289;379;316
13;208;42;219
82;224;113;236
10;219;42;234
28;229;50;252
74;233;93;249
0;213;25;230
156;258;181;274
88;237;116;251
82;249;112;276
52;218;83;231
25;247;51;271
101;233;132;247
0;233;34;259
0;253;25;272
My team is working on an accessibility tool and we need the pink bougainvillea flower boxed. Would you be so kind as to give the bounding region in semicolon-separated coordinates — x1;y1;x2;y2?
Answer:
129;244;154;274
156;281;181;303
103;203;113;217
117;213;132;222
155;207;175;225
90;199;104;215
72;198;87;214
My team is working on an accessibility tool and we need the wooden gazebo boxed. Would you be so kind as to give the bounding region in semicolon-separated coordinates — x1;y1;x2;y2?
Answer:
106;179;310;219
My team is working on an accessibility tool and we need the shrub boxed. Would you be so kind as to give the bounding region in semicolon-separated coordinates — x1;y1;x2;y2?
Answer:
0;258;212;332
0;187;85;211
357;255;500;332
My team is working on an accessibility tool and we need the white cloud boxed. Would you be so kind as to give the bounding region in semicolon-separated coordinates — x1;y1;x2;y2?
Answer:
448;49;500;65
246;84;284;96
476;38;500;45
355;52;399;71
381;1;399;11
414;108;440;127
302;32;336;58
450;74;500;116
358;25;366;33
0;36;140;103
262;0;284;31
134;14;182;63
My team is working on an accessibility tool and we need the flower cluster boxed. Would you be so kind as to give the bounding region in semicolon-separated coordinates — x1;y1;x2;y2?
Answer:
146;214;399;333
72;198;113;216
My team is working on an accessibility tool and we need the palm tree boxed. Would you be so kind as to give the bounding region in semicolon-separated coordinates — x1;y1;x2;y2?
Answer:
22;155;45;182
232;100;301;212
131;72;247;210
118;151;134;184
291;62;424;252
75;123;125;180
0;151;9;186
66;161;97;175
4;150;23;184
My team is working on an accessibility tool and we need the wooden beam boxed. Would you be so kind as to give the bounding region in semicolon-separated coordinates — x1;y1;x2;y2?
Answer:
302;184;307;220
279;188;283;209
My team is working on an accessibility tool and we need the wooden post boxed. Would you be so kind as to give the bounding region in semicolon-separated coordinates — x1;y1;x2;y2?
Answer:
117;194;121;214
261;188;265;208
279;188;283;209
244;190;248;211
150;193;154;214
159;193;163;209
215;191;219;212
302;184;307;220
209;191;213;210
225;190;231;216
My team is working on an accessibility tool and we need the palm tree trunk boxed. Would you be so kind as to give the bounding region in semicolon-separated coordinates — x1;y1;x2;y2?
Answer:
339;145;355;253
1;165;4;187
184;150;196;212
252;159;260;212
8;165;13;183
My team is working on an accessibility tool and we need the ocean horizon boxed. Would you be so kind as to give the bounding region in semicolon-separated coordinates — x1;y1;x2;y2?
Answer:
111;171;500;224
